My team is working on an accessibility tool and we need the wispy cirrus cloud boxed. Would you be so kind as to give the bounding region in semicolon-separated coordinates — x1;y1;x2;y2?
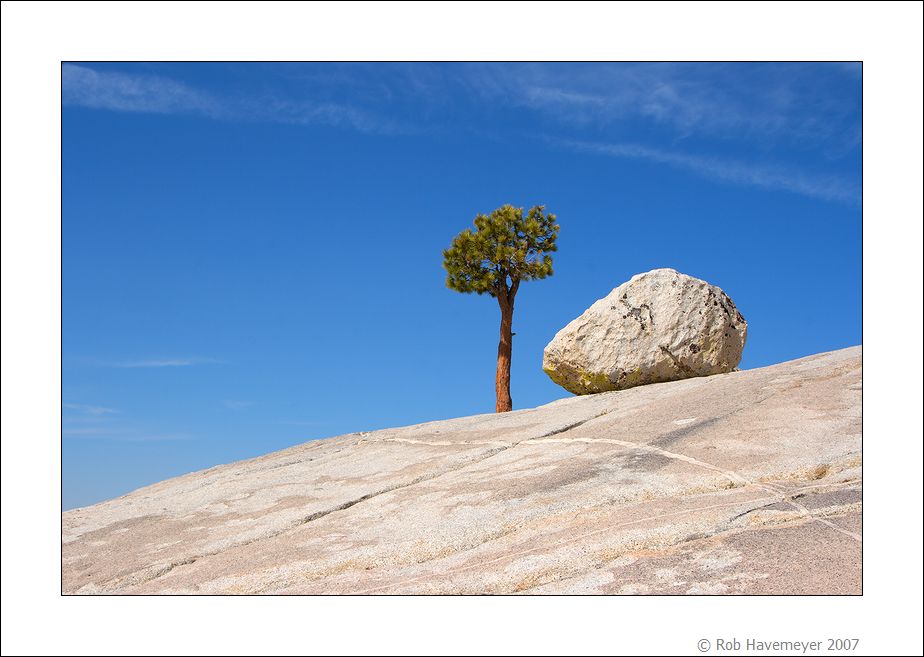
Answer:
457;62;861;147
62;427;192;442
109;357;224;368
63;402;118;416
62;64;404;134
557;139;860;205
61;426;120;436
62;400;190;441
63;63;859;202
63;64;221;116
277;63;859;199
222;400;255;410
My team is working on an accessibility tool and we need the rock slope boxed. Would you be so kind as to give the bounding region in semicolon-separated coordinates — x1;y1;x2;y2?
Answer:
63;346;861;595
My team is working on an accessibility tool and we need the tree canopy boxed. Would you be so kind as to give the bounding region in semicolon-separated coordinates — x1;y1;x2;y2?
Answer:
442;204;559;298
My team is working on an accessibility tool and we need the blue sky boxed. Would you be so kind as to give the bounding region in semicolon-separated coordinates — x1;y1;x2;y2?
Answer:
62;62;861;509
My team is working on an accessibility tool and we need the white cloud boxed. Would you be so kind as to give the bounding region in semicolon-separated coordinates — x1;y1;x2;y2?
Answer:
62;427;191;441
62;426;120;436
62;64;220;116
222;400;255;410
458;62;859;147
558;139;859;204
62;64;403;134
251;96;404;134
110;357;223;368
62;403;117;415
62;63;859;201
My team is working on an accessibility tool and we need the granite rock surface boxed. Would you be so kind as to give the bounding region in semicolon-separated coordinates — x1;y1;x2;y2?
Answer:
63;346;861;595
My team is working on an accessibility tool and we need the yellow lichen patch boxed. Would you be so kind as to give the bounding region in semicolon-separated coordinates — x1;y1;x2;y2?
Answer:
542;366;571;390
578;369;612;391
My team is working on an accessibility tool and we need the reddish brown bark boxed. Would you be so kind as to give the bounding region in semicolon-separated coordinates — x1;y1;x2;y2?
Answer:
495;282;517;413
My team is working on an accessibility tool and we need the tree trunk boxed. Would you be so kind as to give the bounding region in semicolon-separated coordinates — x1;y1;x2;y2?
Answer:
495;292;514;413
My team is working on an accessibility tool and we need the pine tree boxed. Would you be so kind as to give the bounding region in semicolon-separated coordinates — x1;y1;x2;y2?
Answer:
442;204;559;412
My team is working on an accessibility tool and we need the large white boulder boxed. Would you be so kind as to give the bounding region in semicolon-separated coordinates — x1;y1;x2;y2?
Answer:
542;268;747;394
